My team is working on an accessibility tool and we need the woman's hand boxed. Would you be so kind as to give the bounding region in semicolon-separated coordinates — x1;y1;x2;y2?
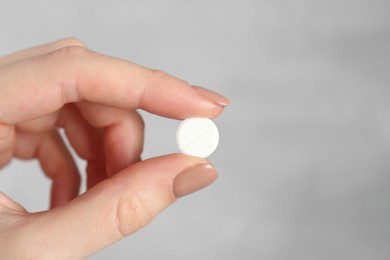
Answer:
0;38;229;259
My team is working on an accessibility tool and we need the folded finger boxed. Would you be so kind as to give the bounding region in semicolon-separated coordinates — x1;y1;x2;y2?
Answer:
56;104;107;189
0;124;15;168
14;129;80;208
75;102;144;177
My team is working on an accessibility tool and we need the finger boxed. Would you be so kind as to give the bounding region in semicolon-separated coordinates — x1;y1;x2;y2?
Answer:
0;192;29;259
0;37;85;65
38;130;81;208
0;46;229;125
14;129;80;208
0;124;15;168
55;104;107;189
75;102;144;177
0;191;27;214
104;110;144;176
17;102;145;180
12;154;218;258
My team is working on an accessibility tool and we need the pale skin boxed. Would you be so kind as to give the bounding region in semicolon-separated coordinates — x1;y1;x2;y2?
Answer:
0;38;229;258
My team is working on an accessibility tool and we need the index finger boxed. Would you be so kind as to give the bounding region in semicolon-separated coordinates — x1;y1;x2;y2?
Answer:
0;46;229;124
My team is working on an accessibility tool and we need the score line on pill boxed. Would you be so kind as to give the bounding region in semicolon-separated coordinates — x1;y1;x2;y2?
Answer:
176;117;219;158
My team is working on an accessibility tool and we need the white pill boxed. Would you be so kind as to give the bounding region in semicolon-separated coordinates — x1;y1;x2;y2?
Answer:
176;117;219;158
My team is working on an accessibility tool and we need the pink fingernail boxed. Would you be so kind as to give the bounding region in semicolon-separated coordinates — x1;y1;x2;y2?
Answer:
193;86;230;107
173;163;218;198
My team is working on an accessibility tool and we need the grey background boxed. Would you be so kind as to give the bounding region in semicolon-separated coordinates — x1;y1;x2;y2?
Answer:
1;0;390;259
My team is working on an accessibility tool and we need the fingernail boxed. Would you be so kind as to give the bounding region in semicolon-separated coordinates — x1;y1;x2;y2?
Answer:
193;86;230;107
173;163;218;198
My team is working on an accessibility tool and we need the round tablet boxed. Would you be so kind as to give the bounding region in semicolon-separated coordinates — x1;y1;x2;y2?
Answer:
176;117;219;158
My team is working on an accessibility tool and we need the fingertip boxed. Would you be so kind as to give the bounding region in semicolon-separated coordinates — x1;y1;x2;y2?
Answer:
172;162;218;199
192;86;230;107
139;70;228;119
0;192;27;214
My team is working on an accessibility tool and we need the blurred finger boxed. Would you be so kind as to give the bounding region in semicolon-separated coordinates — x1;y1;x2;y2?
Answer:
0;124;15;168
56;104;107;189
14;129;80;208
0;191;27;214
104;110;144;176
75;102;144;177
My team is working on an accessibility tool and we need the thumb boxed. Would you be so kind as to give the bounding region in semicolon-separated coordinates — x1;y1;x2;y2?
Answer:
8;154;217;259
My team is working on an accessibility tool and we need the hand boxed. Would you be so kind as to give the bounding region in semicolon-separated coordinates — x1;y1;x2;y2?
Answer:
0;38;229;258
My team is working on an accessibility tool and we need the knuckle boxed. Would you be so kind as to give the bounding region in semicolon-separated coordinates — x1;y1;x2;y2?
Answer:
115;190;154;237
150;69;167;80
34;45;88;70
56;37;86;48
45;45;88;62
32;46;89;103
